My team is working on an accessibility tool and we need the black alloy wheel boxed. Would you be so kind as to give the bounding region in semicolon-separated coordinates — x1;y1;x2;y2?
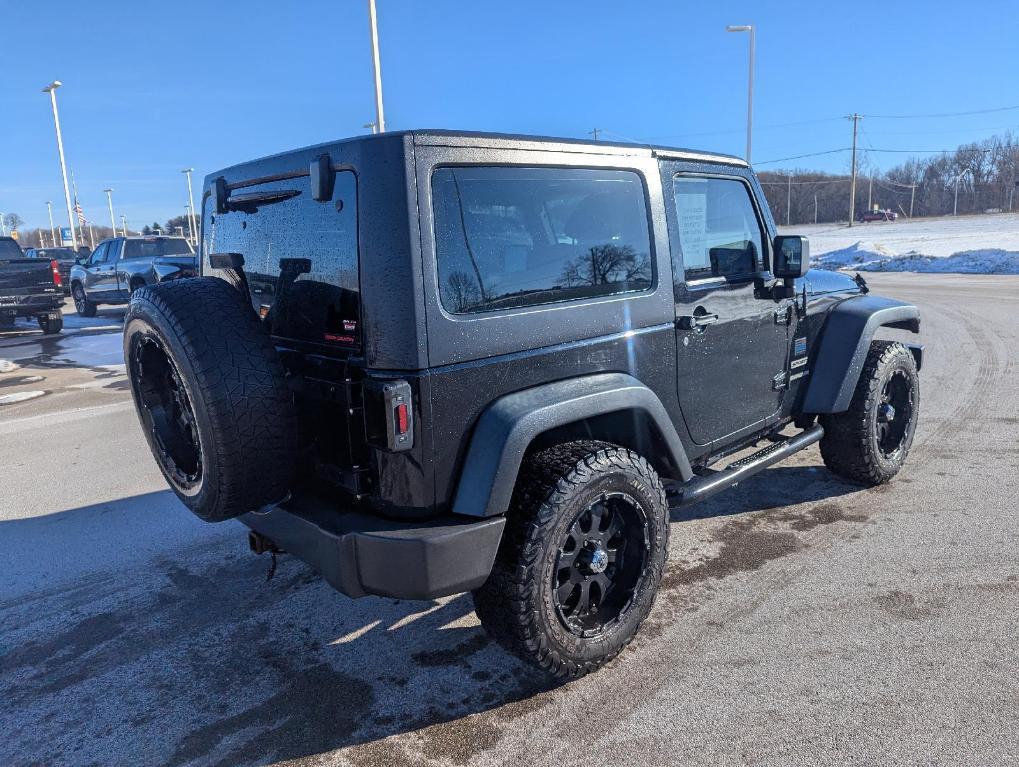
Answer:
131;336;203;492
876;369;915;459
554;491;650;638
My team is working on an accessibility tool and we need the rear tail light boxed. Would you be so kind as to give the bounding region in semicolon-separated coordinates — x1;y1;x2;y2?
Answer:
395;402;409;435
365;379;414;452
50;260;62;287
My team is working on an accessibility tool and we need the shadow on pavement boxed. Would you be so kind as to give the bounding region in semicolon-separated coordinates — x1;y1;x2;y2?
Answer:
0;461;867;766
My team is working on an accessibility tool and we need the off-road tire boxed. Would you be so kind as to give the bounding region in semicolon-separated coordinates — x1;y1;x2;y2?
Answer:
473;441;669;679
124;277;297;522
72;284;97;317
38;314;63;334
820;340;919;486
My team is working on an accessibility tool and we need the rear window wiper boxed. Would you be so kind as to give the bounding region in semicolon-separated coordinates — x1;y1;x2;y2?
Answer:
223;189;301;213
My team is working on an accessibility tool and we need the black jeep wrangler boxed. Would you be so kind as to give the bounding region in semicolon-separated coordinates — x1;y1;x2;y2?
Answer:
124;131;921;678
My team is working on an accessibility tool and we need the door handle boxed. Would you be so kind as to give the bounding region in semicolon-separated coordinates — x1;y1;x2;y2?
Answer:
676;311;720;331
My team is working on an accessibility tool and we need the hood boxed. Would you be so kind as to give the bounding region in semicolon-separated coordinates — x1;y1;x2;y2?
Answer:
805;268;860;296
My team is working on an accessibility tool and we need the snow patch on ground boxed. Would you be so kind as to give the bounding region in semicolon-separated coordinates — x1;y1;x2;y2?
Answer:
0;359;20;373
814;243;1019;274
0;390;47;406
780;213;1019;275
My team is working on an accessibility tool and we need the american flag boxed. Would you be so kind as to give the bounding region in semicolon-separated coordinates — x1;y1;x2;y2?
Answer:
74;200;87;226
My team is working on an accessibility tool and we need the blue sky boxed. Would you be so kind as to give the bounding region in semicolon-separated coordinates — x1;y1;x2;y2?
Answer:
3;0;1017;232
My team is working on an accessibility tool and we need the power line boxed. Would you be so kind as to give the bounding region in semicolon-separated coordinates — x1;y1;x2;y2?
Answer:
865;105;1019;120
754;148;851;165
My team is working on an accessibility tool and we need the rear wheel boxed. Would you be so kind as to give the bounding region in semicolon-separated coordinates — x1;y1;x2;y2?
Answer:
820;341;919;485
72;284;96;317
473;441;669;678
38;313;63;334
124;277;298;522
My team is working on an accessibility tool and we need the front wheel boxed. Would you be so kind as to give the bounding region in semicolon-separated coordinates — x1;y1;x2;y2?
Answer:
473;441;669;679
820;341;920;485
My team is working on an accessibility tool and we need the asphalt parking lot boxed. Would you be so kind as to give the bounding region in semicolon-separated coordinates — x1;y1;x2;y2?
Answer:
1;273;1017;767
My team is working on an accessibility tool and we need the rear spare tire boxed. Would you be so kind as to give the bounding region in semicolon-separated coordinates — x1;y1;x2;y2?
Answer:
124;277;297;522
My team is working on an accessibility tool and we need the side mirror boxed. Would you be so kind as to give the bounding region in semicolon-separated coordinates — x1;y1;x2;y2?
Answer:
772;235;810;279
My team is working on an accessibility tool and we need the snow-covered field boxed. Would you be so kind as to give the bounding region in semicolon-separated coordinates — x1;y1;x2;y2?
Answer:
779;213;1019;274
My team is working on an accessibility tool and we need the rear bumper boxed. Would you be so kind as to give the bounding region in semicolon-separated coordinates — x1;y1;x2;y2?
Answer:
0;293;64;317
240;502;505;600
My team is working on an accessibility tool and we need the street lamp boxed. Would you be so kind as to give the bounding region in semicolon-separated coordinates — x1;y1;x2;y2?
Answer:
367;0;386;133
726;24;755;163
363;121;378;135
45;201;56;247
181;168;198;246
42;80;77;248
103;188;118;235
120;214;128;236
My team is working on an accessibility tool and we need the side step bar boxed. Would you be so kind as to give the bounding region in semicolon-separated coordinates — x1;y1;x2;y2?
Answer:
671;424;825;508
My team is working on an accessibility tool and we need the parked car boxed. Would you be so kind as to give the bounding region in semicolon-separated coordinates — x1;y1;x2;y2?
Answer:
69;236;197;316
22;247;77;293
0;236;64;333
124;130;923;678
857;208;897;222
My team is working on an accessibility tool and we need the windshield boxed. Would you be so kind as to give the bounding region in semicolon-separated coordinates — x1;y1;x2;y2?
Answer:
124;238;194;258
0;239;24;259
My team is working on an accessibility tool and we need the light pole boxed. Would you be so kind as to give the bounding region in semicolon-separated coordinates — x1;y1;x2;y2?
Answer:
367;0;386;133
182;168;198;246
726;24;755;163
953;168;973;216
104;188;118;235
363;121;378;134
120;214;128;236
45;201;56;246
42;80;77;248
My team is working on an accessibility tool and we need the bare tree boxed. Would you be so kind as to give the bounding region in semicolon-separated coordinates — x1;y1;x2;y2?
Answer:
562;244;650;287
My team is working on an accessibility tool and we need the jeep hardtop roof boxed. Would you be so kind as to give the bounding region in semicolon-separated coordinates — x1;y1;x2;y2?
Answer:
206;129;747;183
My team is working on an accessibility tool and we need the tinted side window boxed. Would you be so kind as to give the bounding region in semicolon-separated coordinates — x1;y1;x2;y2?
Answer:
673;176;763;280
202;172;360;348
432;167;652;314
89;243;109;264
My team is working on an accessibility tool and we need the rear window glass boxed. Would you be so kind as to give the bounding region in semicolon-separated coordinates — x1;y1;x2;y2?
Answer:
124;238;194;258
202;172;360;348
432;167;652;314
0;239;23;259
30;248;76;259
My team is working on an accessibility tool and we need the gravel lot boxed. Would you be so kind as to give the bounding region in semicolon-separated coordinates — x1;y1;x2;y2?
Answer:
1;274;1017;766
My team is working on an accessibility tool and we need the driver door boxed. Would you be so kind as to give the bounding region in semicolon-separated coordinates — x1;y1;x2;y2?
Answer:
665;169;792;448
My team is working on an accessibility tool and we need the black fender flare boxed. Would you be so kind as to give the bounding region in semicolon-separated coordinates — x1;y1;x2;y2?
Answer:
800;295;920;414
451;373;693;519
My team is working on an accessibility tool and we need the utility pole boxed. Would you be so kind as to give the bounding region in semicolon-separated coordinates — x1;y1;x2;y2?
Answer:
847;113;862;227
867;175;873;211
786;174;792;226
814;193;818;224
590;128;601;141
367;0;386;133
43;81;77;248
87;223;95;249
909;184;916;218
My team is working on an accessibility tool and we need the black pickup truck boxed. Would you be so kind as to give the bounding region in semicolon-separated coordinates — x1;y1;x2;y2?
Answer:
0;237;65;334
